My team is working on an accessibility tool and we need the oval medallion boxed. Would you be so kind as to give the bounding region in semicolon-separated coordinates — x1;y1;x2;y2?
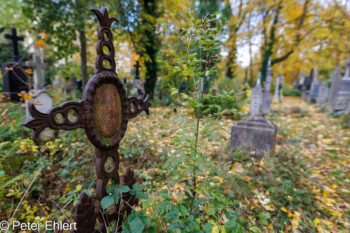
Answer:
93;83;122;138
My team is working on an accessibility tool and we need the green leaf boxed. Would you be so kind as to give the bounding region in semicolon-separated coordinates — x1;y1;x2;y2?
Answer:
170;88;178;96
199;40;206;45
136;192;148;200
75;184;83;192
101;195;115;211
203;223;213;233
178;205;188;216
116;184;130;193
129;216;145;233
133;183;143;192
188;53;197;59
106;184;116;194
181;93;189;99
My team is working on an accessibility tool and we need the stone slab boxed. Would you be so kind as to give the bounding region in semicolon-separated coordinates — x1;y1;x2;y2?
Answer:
231;116;277;157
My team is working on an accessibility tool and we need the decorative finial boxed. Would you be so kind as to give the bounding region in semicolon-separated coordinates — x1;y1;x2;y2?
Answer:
90;8;118;74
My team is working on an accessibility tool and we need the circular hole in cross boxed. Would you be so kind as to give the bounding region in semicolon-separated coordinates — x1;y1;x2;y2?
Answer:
104;156;115;173
103;32;109;41
130;102;135;113
103;59;111;69
102;46;110;55
67;109;78;123
54;113;64;124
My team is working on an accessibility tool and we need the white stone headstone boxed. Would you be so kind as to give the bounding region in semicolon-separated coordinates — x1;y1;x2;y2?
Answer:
249;73;263;117
262;60;272;115
316;82;329;107
26;90;55;142
333;58;350;114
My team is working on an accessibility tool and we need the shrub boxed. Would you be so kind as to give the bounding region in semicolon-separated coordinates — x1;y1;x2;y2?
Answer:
198;90;245;118
283;86;301;97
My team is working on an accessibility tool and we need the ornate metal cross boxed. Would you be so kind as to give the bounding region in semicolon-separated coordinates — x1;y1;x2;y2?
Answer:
23;8;151;233
4;28;24;61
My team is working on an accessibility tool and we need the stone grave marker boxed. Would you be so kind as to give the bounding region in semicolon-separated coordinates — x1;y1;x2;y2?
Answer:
231;72;277;157
333;58;350;114
301;69;313;102
262;60;272;115
327;68;341;113
25;47;54;142
316;82;329;107
272;74;281;102
308;67;319;103
211;81;218;96
132;61;145;98
296;72;305;91
1;28;29;101
26;47;47;90
248;74;263;117
279;74;284;102
23;8;151;232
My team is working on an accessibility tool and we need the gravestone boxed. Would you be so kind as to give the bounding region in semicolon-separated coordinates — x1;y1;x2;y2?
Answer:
301;69;313;102
25;90;55;142
25;47;55;141
272;74;282;103
211;82;218;96
308;67;319;104
249;74;263;116
316;82;329;107
132;61;145;98
1;28;29;101
1;64;29;101
296;72;305;91
123;76;135;96
231;73;277;157
53;76;64;88
23;8;151;232
279;75;284;102
327;68;341;113
25;48;47;90
333;59;350;114
262;60;272;115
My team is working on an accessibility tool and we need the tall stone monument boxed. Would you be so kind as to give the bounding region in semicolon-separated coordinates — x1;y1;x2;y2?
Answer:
301;69;314;102
272;74;283;103
262;60;272;115
327;68;341;113
308;67;319;104
25;47;54;142
316;82;329;107
333;59;350;114
231;73;277;157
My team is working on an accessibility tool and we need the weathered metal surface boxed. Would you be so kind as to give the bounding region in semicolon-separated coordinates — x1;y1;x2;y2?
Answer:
128;95;151;119
22;8;151;233
94;83;122;138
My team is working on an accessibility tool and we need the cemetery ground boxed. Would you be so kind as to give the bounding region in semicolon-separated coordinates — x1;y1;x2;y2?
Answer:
0;96;349;232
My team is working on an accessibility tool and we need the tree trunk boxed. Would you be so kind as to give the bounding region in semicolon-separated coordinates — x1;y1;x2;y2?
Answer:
79;29;88;88
226;31;238;79
260;0;283;84
142;0;159;99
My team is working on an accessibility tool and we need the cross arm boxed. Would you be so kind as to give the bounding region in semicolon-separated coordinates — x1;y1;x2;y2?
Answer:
128;95;151;119
23;101;84;142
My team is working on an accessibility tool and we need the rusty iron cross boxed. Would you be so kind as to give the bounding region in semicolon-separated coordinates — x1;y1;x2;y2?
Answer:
23;8;151;233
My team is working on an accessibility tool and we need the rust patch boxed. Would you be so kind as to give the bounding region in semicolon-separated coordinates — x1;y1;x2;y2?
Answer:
94;83;122;138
